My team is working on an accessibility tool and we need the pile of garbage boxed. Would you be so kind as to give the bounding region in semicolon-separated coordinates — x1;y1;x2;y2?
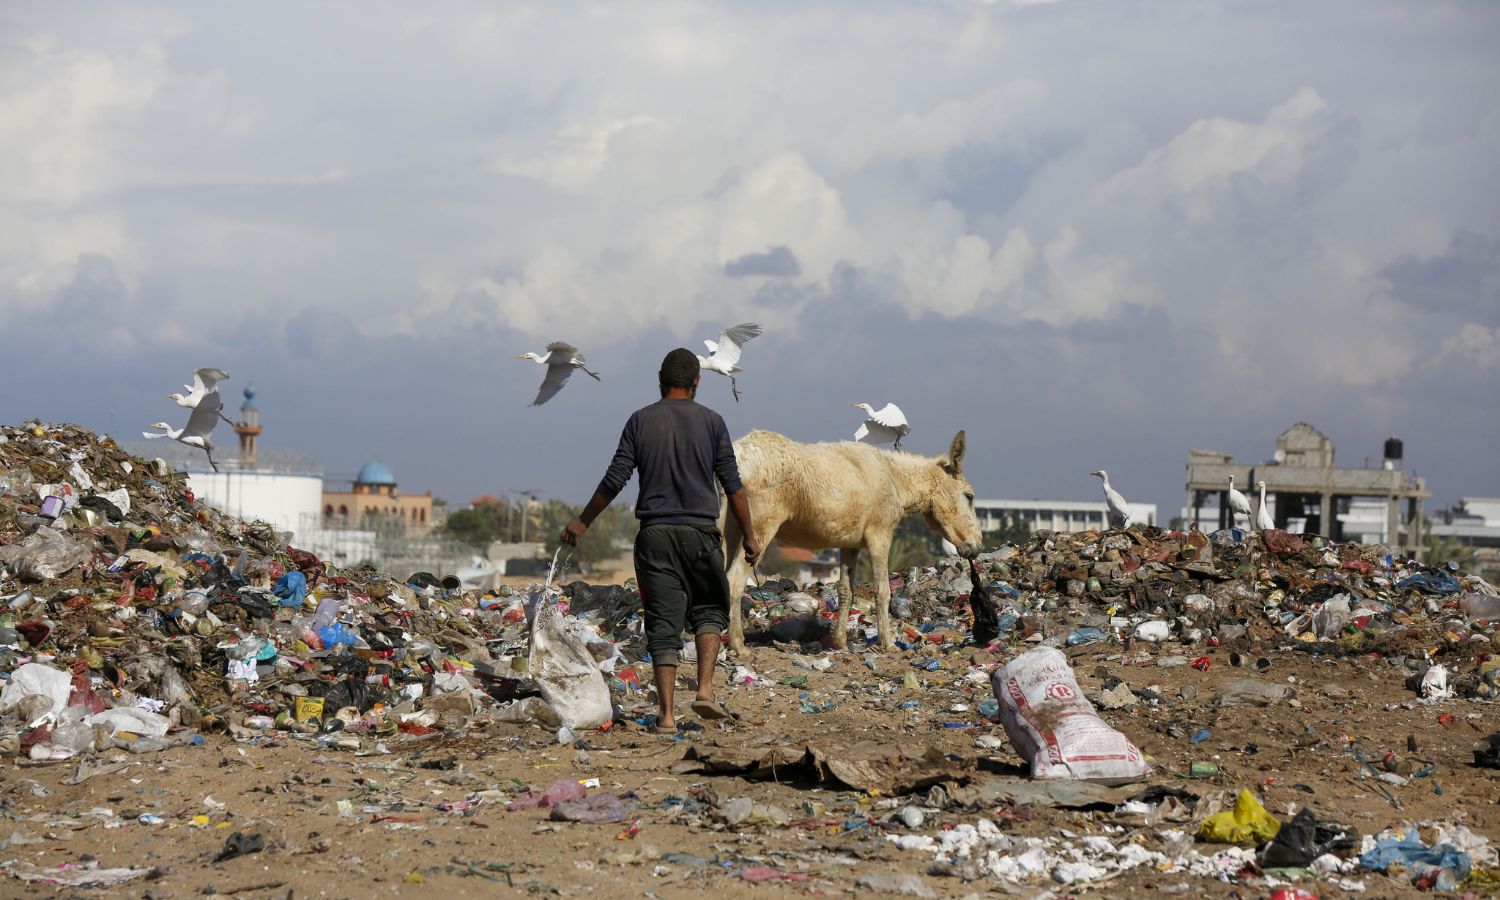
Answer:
738;523;1500;695
0;420;635;760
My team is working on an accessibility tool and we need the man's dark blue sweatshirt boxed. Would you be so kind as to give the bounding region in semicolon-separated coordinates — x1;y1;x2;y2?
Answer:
595;398;743;530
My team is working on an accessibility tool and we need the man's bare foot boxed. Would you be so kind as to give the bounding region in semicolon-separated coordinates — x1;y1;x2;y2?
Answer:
691;696;733;720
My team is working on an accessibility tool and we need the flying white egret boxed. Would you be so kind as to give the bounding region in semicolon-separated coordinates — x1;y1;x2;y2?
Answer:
1227;475;1252;528
1089;470;1131;529
852;402;910;450
144;390;224;472
697;322;762;402
165;367;234;426
518;342;600;406
1255;480;1275;531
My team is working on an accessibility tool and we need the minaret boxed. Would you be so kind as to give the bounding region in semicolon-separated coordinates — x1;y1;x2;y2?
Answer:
235;385;262;468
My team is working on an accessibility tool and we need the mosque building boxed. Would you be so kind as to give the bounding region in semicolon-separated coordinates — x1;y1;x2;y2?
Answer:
321;459;433;529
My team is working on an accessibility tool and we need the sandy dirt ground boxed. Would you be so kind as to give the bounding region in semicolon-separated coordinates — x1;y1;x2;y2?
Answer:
4;632;1497;899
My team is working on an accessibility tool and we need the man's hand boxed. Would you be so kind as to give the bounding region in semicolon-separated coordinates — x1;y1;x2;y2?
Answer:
560;517;588;548
743;535;763;567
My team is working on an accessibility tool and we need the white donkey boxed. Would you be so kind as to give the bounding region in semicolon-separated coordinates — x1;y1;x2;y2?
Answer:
721;430;983;652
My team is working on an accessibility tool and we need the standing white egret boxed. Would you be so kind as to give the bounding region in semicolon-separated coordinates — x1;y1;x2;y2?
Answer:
144;391;224;472
518;342;600;406
1227;475;1252;528
852;402;910;450
940;538;959;557
697;322;762;402
1089;470;1131;529
165;367;234;426
1255;480;1275;531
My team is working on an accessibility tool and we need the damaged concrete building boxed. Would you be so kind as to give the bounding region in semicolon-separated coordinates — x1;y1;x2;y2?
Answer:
1184;422;1429;557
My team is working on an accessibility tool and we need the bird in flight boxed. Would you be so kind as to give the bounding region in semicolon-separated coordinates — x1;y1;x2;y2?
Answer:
144;390;225;472
519;342;601;406
852;402;910;450
697;322;762;402
166;367;234;426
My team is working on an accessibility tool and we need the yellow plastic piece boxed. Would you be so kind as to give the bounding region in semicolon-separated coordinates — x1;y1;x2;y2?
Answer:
1198;788;1281;844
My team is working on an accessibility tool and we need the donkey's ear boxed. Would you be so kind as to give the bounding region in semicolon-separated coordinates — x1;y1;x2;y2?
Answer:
941;430;967;476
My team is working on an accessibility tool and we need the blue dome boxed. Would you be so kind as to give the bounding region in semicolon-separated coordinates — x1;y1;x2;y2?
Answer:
355;460;396;486
240;385;258;411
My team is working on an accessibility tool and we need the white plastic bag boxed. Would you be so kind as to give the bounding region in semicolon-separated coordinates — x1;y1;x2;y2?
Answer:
990;647;1151;784
529;595;612;730
85;707;170;738
0;662;73;724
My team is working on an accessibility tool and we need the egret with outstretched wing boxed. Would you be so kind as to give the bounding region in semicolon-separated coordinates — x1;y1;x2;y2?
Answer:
165;367;234;426
144;391;224;472
697;322;762;402
853;402;910;450
519;342;600;406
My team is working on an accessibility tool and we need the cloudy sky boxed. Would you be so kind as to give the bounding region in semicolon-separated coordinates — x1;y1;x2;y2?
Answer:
2;1;1496;521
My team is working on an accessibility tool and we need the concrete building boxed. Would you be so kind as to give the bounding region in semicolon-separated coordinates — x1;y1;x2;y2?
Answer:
1429;498;1500;580
974;498;1158;534
1183;422;1428;556
321;460;433;529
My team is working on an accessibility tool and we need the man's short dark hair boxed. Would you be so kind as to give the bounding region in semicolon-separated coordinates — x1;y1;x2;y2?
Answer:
659;348;700;389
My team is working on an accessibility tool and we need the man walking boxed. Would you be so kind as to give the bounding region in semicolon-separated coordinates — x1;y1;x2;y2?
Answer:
561;348;760;731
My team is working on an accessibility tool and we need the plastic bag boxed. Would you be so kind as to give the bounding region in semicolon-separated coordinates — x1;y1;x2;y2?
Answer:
989;647;1151;784
1460;591;1500;621
0;662;73;723
549;793;628;823
34;706;95;760
1199;789;1281;844
493;696;562;727
509;777;587;811
1310;595;1351;638
1214;678;1295;707
0;527;92;581
530;593;612;730
85;707;171;738
274;571;308;607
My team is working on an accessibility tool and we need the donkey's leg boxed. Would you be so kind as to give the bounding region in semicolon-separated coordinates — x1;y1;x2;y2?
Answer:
835;546;860;650
722;512;749;655
727;517;781;655
866;533;895;651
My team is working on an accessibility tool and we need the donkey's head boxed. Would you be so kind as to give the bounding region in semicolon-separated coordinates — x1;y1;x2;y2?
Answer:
924;430;983;559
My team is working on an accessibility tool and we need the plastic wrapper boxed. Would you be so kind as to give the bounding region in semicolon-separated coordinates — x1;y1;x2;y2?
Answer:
529;592;612;730
1199;789;1281;844
989;647;1151;784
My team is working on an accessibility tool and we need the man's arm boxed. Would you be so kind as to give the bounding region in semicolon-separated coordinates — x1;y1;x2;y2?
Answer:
726;488;760;566
562;417;636;547
561;491;613;547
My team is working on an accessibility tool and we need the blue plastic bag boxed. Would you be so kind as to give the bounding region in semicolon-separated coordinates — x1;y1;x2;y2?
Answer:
1359;835;1470;882
1396;572;1461;596
274;570;308;607
317;622;358;649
